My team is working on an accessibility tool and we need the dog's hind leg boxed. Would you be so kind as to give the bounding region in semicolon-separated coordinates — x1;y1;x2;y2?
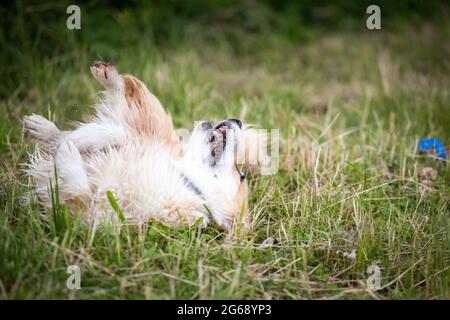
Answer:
54;139;91;204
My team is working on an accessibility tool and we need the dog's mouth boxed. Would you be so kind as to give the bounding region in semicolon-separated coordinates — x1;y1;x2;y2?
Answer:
214;122;230;149
208;125;227;161
206;119;241;165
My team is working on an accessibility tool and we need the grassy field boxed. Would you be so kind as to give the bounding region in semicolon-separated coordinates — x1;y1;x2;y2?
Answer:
0;2;449;299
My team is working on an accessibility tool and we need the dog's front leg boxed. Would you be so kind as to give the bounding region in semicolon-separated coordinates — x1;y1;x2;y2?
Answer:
24;114;127;153
63;121;127;152
23;114;62;149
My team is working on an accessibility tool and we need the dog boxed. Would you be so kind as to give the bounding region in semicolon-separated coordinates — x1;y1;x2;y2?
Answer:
23;61;250;237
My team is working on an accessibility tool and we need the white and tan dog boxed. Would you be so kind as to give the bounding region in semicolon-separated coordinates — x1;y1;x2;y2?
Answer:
24;62;249;236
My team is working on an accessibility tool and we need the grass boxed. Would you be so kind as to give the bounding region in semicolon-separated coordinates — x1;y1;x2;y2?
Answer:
0;2;449;299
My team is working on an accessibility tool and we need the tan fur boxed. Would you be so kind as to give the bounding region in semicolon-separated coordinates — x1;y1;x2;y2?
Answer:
122;75;182;156
229;180;250;234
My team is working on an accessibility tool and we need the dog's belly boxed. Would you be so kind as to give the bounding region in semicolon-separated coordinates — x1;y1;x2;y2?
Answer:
83;142;205;226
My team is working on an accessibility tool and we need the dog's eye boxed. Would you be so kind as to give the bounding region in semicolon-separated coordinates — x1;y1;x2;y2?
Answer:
236;164;246;182
239;171;246;182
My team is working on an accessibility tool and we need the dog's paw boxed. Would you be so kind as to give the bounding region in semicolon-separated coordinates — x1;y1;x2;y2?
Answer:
90;61;122;90
23;114;61;142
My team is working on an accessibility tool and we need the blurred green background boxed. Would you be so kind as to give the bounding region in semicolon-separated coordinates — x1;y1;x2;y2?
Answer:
1;0;449;99
0;1;449;299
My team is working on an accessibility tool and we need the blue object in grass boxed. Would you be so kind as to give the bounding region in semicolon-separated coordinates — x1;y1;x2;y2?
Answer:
418;138;447;159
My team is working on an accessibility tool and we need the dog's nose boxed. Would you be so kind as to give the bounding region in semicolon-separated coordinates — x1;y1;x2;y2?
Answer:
228;118;242;129
200;121;213;131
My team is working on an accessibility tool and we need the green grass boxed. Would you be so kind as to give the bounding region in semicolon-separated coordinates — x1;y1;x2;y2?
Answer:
0;2;449;299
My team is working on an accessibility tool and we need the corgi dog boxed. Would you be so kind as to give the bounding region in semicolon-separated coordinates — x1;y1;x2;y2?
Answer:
24;62;249;237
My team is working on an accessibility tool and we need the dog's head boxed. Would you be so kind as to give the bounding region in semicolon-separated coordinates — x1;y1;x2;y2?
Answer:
178;118;249;234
